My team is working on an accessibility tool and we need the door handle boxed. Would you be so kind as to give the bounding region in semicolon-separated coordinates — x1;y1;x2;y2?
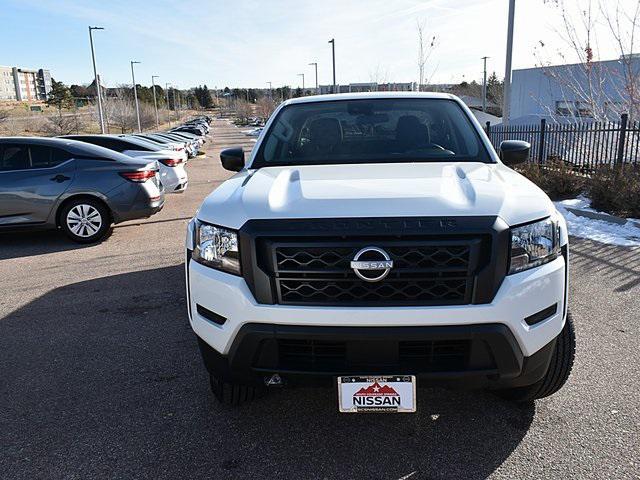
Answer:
50;174;71;183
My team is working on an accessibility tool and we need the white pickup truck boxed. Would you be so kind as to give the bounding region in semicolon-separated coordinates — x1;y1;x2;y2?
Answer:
185;93;574;412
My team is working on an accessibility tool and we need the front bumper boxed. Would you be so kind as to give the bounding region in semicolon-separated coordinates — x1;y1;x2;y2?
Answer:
187;252;567;385
196;322;556;389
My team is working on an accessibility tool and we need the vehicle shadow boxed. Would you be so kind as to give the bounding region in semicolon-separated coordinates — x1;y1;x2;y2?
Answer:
0;265;533;480
0;229;94;260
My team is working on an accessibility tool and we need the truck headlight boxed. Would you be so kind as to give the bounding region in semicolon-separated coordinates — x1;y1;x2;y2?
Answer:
192;221;241;275
509;217;560;274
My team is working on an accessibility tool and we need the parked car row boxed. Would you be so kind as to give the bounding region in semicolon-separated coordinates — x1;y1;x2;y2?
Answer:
0;116;212;243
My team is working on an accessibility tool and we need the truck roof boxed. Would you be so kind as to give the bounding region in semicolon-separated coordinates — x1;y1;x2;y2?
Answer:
282;91;456;106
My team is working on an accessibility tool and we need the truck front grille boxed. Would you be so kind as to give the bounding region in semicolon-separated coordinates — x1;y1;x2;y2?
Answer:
275;338;471;373
270;240;481;306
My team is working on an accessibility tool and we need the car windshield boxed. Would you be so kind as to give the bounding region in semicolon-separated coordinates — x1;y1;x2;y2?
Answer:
253;98;492;167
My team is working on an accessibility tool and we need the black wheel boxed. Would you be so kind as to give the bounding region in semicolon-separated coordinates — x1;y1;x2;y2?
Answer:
497;312;576;402
59;198;111;243
209;373;265;406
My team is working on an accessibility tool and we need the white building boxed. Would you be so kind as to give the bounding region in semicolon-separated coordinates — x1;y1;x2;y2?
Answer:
509;56;640;124
0;66;52;102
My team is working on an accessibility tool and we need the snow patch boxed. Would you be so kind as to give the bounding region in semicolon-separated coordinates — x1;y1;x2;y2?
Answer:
555;197;640;247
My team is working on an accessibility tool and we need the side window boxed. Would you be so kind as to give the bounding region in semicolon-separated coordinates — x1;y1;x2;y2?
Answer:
100;138;125;151
0;144;30;171
114;140;134;151
50;148;73;166
29;145;52;168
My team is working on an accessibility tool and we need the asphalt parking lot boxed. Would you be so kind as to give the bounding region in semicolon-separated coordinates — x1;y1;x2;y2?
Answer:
1;120;639;480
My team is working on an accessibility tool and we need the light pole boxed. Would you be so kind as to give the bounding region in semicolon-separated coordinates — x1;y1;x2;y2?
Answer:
481;56;490;112
328;39;336;93
175;89;180;121
165;82;171;127
309;62;318;93
503;0;516;125
298;73;305;95
130;61;141;132
151;75;160;128
88;26;105;133
267;81;272;99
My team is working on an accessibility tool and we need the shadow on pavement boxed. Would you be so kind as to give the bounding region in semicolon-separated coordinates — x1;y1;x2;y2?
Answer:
0;229;94;260
1;265;534;480
570;238;640;292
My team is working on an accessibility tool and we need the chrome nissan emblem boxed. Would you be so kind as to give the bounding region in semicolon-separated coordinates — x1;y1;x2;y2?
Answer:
350;247;394;282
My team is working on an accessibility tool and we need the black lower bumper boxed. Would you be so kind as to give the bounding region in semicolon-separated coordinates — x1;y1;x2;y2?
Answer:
197;323;556;390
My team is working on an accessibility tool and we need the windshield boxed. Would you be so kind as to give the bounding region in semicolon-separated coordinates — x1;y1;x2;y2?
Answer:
252;98;492;167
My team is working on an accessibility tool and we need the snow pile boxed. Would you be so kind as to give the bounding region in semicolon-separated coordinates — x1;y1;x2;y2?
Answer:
554;196;640;247
242;128;263;137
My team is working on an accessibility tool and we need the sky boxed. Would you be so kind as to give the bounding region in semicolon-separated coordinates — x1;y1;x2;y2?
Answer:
0;0;635;89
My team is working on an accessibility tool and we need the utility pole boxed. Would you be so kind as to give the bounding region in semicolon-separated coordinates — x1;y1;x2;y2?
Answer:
328;38;336;94
175;90;180;121
151;75;160;128
503;0;516;125
165;82;172;127
298;73;305;95
481;56;490;112
309;62;318;93
88;26;105;133
130;61;141;132
267;81;272;99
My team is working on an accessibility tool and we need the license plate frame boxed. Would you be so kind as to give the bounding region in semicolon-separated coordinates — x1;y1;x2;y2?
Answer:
337;375;416;413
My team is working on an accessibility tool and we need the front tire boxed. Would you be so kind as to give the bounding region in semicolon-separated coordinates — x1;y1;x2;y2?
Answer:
60;198;111;244
497;312;576;402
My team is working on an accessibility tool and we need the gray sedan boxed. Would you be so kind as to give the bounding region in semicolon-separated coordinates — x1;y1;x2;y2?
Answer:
0;137;164;243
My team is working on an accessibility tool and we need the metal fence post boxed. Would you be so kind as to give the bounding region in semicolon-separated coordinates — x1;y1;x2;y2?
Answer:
538;118;546;164
616;113;628;165
485;121;491;135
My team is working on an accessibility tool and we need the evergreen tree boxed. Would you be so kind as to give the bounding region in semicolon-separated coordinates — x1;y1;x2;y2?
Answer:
47;79;74;111
201;85;213;108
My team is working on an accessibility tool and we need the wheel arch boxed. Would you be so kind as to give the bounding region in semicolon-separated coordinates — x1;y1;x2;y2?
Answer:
55;193;113;228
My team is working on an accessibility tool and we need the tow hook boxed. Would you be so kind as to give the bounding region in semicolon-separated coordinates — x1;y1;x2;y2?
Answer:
264;373;284;387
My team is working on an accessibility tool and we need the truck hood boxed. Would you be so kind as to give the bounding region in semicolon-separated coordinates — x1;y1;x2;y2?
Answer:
197;162;555;229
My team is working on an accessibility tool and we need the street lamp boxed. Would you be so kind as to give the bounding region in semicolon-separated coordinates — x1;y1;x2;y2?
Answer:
298;73;305;95
151;75;160;128
165;82;172;127
328;39;336;94
130;61;141;132
309;62;318;93
481;57;490;112
503;0;516;125
88;26;105;133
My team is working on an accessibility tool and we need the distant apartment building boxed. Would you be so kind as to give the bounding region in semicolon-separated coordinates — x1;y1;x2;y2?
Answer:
0;66;16;100
509;55;640;124
0;65;52;101
318;82;417;94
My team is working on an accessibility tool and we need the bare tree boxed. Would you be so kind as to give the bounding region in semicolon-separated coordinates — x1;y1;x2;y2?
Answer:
104;88;137;133
235;100;253;124
42;110;87;136
369;64;390;91
535;0;640;121
416;20;437;91
256;97;276;121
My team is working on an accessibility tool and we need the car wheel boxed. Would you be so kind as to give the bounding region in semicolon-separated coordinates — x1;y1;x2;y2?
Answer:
60;198;111;244
496;311;576;402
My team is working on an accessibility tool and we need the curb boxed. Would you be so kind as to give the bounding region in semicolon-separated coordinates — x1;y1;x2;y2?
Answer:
565;207;640;228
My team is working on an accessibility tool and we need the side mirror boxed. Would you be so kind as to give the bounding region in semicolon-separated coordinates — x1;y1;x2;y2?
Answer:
499;140;530;166
220;147;245;172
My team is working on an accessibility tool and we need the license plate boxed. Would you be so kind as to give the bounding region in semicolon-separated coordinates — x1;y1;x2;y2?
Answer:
337;376;416;413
